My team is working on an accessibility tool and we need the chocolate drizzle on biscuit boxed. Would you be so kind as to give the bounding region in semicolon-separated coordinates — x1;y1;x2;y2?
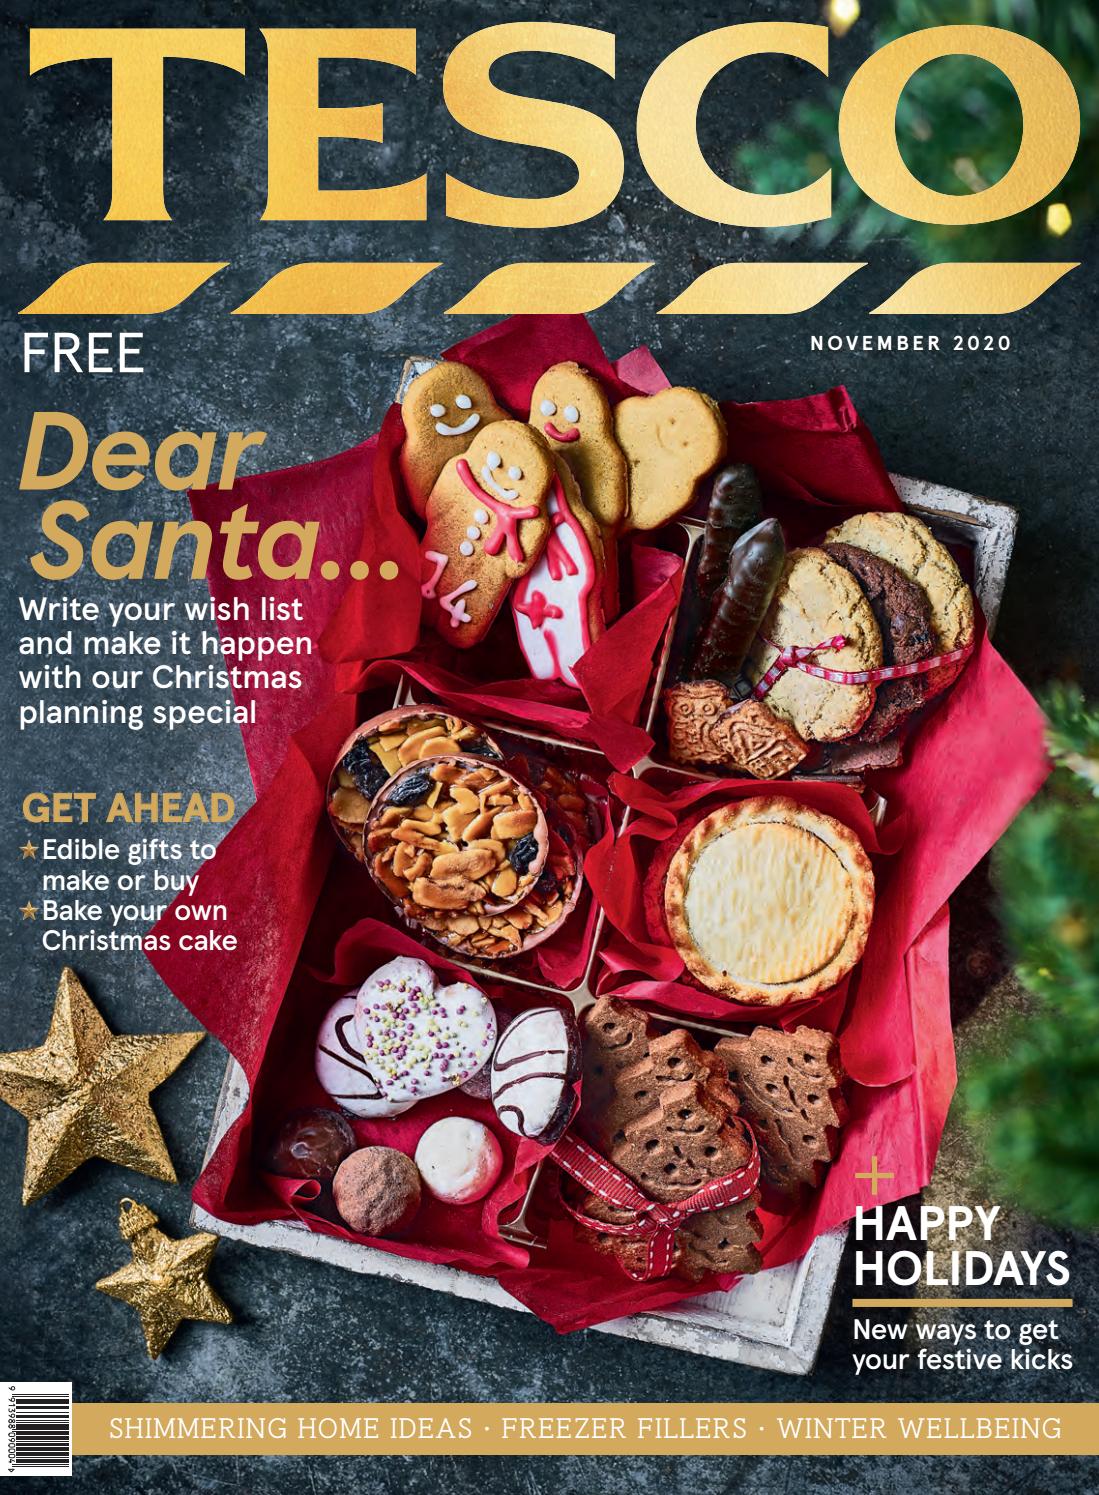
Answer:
318;1014;385;1100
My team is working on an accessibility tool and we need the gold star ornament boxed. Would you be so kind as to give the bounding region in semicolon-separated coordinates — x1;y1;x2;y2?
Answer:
96;1198;233;1358
0;967;204;1204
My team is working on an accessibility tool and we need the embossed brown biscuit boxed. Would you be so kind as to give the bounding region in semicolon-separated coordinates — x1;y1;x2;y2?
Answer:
400;363;508;518
574;1000;761;1281
420;422;553;648
716;1026;847;1193
529;363;628;531
615;387;727;532
746;548;883;742
664;681;808;779
648;1029;741;1119
824;512;975;696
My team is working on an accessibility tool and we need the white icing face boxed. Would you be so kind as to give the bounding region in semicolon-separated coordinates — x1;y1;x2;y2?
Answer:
481;449;519;500
533;386;582;441
430;393;481;438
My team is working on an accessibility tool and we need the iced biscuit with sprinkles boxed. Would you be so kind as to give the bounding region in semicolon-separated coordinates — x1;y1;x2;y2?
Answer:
351;957;497;1105
400;363;508;518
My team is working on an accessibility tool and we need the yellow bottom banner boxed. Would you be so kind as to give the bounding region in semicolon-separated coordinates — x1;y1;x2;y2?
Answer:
73;1403;1097;1457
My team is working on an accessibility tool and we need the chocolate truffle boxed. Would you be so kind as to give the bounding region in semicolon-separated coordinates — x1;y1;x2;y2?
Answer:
263;1108;357;1181
332;1146;421;1236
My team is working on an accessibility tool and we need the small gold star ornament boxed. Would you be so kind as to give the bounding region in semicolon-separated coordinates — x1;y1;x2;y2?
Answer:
0;967;204;1203
96;1198;233;1358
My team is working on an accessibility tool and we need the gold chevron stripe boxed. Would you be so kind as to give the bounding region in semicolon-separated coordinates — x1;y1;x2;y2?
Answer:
872;262;1079;315
659;262;866;315
21;262;227;315
447;262;651;315
233;262;440;315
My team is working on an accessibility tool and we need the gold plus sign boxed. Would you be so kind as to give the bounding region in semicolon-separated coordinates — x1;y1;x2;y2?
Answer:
855;1154;894;1196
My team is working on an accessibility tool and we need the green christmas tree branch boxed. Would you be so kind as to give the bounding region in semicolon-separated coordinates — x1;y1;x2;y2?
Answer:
732;0;1099;261
962;685;1099;1230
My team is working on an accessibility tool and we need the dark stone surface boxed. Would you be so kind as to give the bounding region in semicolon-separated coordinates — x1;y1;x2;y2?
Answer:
1;1;1096;1488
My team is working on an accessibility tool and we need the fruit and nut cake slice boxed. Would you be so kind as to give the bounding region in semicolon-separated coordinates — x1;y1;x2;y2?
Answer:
328;708;501;860
366;756;549;918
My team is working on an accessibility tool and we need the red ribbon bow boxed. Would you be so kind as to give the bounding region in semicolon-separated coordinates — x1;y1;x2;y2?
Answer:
753;634;975;699
550;1125;760;1281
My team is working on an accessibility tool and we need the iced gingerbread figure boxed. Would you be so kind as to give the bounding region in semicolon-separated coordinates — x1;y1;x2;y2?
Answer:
528;362;628;533
512;458;605;689
420;423;553;648
401;362;508;518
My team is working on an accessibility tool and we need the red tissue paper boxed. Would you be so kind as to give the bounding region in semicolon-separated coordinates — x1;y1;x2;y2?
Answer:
152;313;1047;1333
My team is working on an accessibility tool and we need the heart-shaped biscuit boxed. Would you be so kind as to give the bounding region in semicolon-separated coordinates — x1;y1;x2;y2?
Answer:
615;387;727;532
353;957;497;1106
314;994;414;1118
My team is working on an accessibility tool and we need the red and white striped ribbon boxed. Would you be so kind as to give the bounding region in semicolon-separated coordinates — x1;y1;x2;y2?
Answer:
752;634;975;700
550;1125;760;1281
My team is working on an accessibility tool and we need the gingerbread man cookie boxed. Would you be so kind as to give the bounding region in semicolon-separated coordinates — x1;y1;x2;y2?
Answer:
529;363;628;533
400;362;508;519
615;387;727;532
512;458;606;689
420;422;553;648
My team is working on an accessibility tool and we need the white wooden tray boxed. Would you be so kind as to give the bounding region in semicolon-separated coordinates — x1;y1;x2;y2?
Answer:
191;377;1017;1372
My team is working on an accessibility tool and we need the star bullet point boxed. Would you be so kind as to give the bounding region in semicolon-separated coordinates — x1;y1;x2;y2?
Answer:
0;967;204;1204
19;901;38;920
19;841;37;859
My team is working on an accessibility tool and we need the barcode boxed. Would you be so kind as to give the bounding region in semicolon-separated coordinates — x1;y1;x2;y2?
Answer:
3;1384;71;1477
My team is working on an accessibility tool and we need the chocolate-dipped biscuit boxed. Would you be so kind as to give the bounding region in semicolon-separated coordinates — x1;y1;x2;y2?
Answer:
490;1007;581;1144
314;994;414;1119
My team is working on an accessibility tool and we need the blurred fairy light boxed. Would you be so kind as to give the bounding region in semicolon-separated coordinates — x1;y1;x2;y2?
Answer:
826;0;861;36
1045;202;1073;237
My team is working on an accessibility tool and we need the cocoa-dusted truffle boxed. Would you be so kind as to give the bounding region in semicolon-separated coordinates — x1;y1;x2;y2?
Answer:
263;1108;356;1181
332;1146;421;1236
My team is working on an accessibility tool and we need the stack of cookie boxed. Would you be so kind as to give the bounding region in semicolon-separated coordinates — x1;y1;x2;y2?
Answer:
402;360;728;688
573;998;763;1281
568;999;848;1280
666;505;975;778
328;706;598;962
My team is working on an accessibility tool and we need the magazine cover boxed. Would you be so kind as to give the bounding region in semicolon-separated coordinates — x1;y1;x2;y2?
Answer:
3;1;1096;1484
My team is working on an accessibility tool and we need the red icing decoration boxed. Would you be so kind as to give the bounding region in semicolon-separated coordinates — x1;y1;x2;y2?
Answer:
514;589;564;631
545;522;580;583
544;421;581;443
512;474;601;687
456;458;540;563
